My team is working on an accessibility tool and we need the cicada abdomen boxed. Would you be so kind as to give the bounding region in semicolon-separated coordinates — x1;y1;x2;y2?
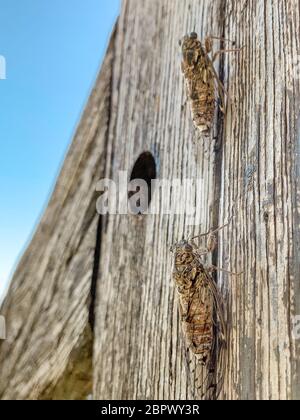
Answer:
181;33;216;135
172;240;227;400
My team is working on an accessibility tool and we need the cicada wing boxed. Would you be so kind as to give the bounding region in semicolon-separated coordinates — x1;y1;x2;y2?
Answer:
184;346;215;400
205;272;227;337
215;335;227;399
205;272;227;399
184;335;225;400
183;279;226;400
203;53;229;113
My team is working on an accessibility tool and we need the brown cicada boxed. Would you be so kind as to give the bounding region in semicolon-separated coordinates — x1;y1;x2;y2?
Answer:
171;227;229;400
180;33;240;135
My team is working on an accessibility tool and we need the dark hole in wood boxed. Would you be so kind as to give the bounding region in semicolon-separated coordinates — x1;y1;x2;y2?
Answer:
129;152;157;214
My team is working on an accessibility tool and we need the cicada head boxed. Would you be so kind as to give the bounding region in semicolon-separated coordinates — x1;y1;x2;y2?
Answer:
180;32;202;67
171;240;195;269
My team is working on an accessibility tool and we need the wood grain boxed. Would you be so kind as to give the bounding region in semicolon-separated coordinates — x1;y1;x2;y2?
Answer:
93;0;300;400
219;0;300;400
94;0;231;400
1;0;300;400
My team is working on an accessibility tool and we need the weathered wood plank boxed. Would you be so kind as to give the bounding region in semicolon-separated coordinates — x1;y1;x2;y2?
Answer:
219;0;300;400
93;0;227;400
93;0;300;400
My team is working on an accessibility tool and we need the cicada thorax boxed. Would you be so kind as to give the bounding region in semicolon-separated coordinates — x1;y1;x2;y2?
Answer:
181;34;216;134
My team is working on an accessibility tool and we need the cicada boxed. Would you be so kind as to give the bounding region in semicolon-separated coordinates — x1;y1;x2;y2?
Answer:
180;33;239;135
171;233;227;400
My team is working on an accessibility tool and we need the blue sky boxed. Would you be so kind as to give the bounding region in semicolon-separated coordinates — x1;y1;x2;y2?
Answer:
0;0;120;299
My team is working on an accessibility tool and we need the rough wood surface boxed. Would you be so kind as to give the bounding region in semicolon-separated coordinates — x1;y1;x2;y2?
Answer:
93;0;300;400
1;0;300;400
94;0;225;400
219;0;300;400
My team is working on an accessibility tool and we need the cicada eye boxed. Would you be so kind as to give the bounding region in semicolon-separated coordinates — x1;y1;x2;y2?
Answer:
184;244;193;252
190;32;198;39
177;240;193;253
180;35;190;47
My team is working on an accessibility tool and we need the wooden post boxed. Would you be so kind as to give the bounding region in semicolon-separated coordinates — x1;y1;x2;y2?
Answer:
93;0;300;400
1;0;300;400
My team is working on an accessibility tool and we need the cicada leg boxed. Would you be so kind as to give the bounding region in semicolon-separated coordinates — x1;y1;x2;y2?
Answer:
205;36;236;52
204;43;242;113
189;222;230;255
212;47;244;63
209;264;243;277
